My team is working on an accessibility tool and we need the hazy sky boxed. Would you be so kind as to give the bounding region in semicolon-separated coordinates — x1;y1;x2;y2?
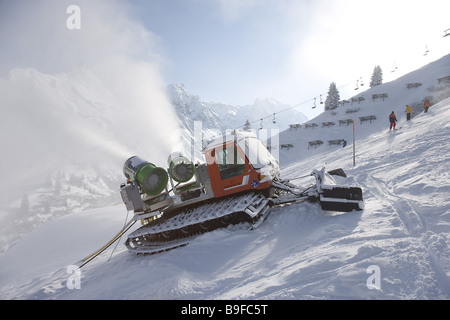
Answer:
0;0;449;121
133;0;450;119
0;0;181;200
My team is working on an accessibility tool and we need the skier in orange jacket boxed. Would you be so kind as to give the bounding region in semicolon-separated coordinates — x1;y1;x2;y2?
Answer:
424;99;430;113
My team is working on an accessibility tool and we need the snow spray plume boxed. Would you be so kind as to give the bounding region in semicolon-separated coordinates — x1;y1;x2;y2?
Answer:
0;0;180;204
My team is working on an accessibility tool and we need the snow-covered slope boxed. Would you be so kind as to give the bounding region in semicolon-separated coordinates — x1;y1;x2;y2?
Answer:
1;55;449;300
279;53;450;166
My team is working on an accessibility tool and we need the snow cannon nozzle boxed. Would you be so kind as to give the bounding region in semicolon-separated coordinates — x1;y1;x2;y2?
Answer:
167;152;195;183
123;156;168;196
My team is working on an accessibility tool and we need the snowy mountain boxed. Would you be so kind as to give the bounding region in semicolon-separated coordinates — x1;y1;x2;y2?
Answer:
167;83;308;134
0;54;450;300
0;69;306;254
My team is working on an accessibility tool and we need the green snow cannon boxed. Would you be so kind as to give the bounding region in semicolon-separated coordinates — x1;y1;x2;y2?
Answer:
167;152;195;183
123;156;168;196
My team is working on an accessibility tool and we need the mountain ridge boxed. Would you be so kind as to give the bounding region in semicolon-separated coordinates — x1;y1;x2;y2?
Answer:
167;82;308;134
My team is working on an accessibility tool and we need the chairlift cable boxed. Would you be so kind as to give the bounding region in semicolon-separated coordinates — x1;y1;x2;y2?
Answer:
229;77;365;133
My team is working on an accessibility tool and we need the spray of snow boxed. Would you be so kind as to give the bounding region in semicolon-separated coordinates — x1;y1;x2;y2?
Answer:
0;0;180;205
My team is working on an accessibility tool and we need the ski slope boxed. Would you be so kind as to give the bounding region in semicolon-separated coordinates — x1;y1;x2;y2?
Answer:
0;56;449;300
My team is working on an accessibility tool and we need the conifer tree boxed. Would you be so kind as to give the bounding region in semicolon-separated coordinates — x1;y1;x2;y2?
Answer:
243;119;252;131
370;65;383;87
324;82;340;111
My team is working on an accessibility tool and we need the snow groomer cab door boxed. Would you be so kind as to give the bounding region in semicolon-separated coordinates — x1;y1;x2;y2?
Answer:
204;132;274;198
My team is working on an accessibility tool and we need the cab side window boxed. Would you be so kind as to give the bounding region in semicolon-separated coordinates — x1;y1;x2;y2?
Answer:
215;144;245;180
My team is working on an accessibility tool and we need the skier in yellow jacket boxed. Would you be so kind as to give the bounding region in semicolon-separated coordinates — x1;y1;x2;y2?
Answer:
405;105;412;121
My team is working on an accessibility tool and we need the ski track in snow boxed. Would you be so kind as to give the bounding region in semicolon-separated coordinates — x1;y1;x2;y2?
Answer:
1;55;450;300
351;112;450;298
